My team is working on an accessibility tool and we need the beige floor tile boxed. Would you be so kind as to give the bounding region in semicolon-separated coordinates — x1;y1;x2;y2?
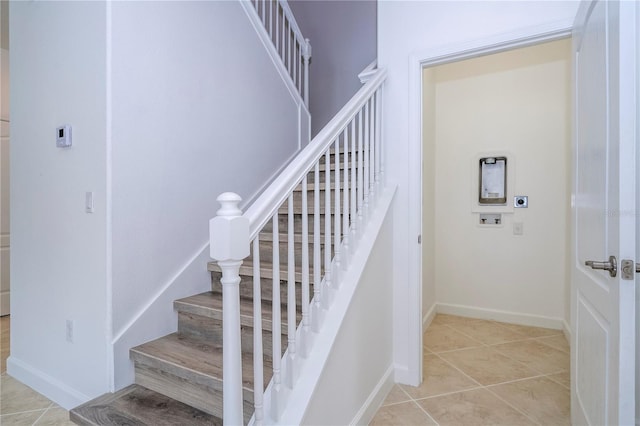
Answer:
0;374;54;415
431;314;484;326
438;347;538;386
496;322;563;338
400;355;479;399
0;410;46;426
491;340;569;374
417;388;536;426
489;377;570;425
423;323;483;353
381;385;412;406
34;406;74;426
536;334;570;353
369;401;436;425
446;320;528;345
546;371;570;389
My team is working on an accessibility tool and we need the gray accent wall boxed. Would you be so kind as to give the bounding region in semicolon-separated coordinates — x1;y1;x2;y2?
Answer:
289;0;376;136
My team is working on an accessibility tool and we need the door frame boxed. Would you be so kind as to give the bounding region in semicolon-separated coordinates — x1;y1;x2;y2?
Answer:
405;20;574;385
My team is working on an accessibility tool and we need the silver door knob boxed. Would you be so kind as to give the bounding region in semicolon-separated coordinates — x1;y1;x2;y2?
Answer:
585;255;617;277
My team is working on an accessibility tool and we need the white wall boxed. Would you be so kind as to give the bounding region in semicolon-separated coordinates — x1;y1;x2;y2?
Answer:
0;48;7;121
378;0;579;385
432;39;571;324
301;206;394;425
289;0;376;136
10;0;307;405
110;0;303;389
9;1;109;406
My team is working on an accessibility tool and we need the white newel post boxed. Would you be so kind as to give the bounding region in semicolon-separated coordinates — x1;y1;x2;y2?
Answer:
210;192;249;426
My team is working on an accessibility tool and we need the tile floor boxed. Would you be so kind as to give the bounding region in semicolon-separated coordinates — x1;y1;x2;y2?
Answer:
0;316;75;426
370;314;570;426
0;314;570;426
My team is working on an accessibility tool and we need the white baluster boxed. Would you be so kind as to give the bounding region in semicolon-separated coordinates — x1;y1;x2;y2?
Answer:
363;100;370;223
293;40;298;92
350;116;357;252
209;192;249;426
275;2;280;56
357;109;364;237
312;162;322;332
286;194;298;387
378;87;385;186
303;39;311;108
268;0;273;41
342;126;350;269
333;139;341;284
369;96;376;204
270;214;284;418
323;148;332;309
252;237;264;426
301;175;310;356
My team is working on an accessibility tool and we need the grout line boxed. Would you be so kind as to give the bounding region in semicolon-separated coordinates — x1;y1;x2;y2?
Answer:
411;399;440;426
31;406;50;426
483;384;542;426
0;408;50;417
380;385;413;407
431;352;484;387
484;373;549;388
412;385;484;401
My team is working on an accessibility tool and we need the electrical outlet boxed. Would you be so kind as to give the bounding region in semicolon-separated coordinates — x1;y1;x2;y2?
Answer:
513;222;524;235
66;319;74;343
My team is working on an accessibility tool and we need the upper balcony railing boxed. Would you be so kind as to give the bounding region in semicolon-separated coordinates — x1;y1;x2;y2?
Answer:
248;0;311;107
210;67;386;425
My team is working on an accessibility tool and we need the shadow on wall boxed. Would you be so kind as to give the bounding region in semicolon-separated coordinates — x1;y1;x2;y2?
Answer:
288;0;377;136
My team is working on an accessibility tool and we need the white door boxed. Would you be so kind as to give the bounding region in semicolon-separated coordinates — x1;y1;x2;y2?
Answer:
572;1;637;425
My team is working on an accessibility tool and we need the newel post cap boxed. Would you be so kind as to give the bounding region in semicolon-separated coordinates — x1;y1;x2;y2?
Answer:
210;192;250;261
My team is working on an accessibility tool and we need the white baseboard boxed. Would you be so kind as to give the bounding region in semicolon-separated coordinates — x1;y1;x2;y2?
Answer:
6;356;91;410
350;365;394;426
436;303;565;330
422;303;436;331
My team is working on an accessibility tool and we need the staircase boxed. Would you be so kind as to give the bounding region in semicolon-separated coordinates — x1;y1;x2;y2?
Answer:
70;1;388;423
70;164;342;425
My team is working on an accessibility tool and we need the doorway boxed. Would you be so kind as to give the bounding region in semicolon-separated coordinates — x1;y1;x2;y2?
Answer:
417;38;572;423
422;38;572;330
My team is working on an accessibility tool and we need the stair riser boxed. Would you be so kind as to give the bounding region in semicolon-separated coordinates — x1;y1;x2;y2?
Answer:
177;311;287;358
261;211;341;235
210;271;315;307
278;189;348;215
134;363;254;423
249;239;334;267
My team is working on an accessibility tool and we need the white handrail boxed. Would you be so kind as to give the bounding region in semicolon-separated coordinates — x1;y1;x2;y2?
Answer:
244;69;387;239
210;67;386;425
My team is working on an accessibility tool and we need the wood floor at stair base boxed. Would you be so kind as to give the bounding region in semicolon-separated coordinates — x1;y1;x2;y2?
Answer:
69;384;221;426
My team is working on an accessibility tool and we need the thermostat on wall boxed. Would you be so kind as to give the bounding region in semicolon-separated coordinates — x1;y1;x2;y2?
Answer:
56;125;72;148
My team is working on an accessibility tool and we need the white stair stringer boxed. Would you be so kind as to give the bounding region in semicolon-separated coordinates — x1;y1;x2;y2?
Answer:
256;185;396;425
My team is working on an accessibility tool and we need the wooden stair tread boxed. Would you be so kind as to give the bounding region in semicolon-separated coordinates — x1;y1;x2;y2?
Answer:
130;333;271;390
70;384;221;426
208;261;320;282
175;291;300;332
